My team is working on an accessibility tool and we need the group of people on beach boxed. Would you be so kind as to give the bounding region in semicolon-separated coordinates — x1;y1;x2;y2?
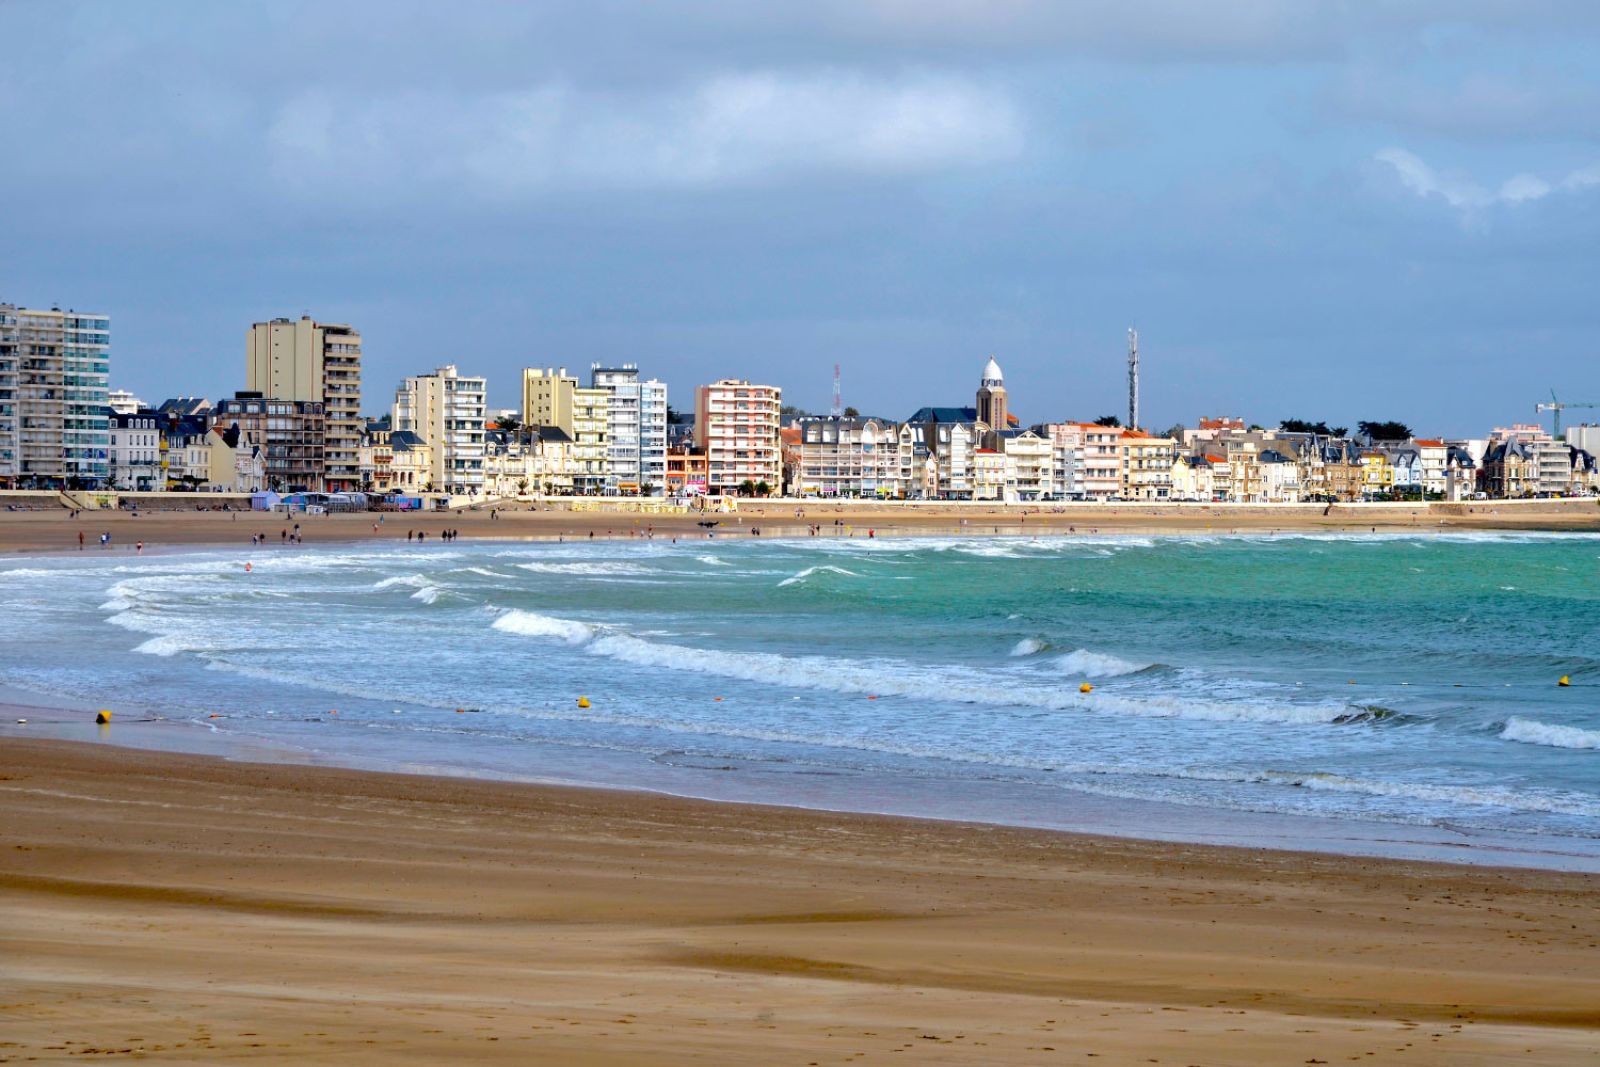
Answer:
406;529;461;542
247;524;304;545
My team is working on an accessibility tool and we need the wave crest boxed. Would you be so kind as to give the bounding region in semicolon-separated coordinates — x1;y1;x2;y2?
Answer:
1501;717;1600;751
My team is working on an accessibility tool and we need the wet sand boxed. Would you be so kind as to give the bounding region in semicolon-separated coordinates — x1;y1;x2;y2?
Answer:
2;496;1597;554
2;738;1597;1064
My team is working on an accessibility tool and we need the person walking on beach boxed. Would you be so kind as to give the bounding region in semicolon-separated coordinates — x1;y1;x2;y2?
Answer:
77;530;84;550
135;541;144;555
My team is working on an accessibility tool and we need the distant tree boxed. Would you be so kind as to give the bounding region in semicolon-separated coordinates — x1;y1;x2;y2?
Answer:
1094;414;1122;427
1280;418;1334;435
755;480;771;497
498;416;521;435
843;406;860;417
779;404;809;416
738;479;757;497
1330;426;1349;438
1358;420;1412;442
1161;423;1185;441
1248;424;1264;432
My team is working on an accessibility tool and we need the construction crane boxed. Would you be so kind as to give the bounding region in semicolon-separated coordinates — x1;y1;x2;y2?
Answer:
1536;390;1599;438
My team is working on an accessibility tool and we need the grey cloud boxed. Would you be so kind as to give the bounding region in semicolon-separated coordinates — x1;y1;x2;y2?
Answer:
265;71;1024;199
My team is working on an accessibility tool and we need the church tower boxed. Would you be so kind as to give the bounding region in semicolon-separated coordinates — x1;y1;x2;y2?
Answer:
975;355;1007;432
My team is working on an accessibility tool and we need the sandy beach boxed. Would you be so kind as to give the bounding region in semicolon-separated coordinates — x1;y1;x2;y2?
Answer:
2;737;1597;1065
1;496;1597;554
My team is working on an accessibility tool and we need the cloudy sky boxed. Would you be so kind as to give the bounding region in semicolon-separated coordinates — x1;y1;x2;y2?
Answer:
3;1;1598;434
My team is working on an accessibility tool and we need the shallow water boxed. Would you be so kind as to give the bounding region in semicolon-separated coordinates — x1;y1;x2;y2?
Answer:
3;532;1598;865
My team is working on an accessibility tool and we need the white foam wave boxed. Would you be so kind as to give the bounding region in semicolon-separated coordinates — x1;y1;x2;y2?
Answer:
410;585;444;605
1011;637;1049;657
777;564;860;587
1057;649;1147;678
373;574;429;590
1501;717;1600;751
696;555;731;566
517;561;652;577
458;566;513;579
1248;769;1600;818
491;609;595;645
488;610;1365;727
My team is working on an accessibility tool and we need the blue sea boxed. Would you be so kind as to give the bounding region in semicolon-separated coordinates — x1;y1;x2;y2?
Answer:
3;532;1598;867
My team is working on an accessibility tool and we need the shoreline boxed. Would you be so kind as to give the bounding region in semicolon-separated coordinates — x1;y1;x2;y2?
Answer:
3;735;1597;1063
1;496;1597;556
7;696;1599;876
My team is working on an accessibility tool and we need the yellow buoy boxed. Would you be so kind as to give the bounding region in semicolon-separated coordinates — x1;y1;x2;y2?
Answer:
95;710;111;724
577;696;591;708
1558;675;1571;687
1079;683;1093;694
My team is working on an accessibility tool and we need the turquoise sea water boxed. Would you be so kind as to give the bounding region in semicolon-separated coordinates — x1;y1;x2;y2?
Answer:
2;532;1598;864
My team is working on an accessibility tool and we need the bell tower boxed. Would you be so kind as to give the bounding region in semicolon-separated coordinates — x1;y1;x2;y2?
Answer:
976;355;1007;430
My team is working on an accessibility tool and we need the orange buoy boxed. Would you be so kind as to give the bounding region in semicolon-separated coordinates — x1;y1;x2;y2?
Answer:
1079;683;1093;694
576;696;591;709
95;710;112;724
328;709;338;715
1558;675;1571;687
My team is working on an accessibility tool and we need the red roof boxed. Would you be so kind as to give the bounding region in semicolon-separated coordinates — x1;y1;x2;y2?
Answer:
1414;438;1445;447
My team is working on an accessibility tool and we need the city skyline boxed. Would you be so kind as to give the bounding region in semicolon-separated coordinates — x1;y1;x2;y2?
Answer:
3;2;1599;434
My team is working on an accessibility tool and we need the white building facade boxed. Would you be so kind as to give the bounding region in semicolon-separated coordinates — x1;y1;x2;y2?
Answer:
393;365;487;495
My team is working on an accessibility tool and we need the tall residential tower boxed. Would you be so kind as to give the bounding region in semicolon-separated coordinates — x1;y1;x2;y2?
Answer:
0;303;110;488
246;316;362;490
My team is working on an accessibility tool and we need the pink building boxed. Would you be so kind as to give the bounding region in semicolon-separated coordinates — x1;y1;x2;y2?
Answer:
694;379;782;494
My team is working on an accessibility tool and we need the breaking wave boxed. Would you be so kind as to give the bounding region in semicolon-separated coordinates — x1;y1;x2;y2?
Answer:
1057;649;1148;678
490;610;1373;727
1501;717;1600;751
777;564;859;587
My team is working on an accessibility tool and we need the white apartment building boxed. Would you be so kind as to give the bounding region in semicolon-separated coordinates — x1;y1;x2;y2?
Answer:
797;416;903;497
109;410;162;490
1120;431;1177;501
572;386;609;494
393;365;487;495
1001;430;1052;501
591;364;667;496
694;379;782;494
107;389;143;415
247;316;362;490
0;303;111;488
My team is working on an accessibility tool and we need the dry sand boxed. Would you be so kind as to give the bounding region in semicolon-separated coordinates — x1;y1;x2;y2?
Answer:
2;738;1596;1064
2;496;1597;554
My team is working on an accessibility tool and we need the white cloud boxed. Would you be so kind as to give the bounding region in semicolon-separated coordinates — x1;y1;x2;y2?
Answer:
265;70;1023;200
1375;148;1600;212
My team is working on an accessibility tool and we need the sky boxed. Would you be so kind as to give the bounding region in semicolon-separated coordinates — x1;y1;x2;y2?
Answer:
2;0;1598;436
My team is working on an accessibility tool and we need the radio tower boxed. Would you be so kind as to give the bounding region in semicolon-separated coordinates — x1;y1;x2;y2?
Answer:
1127;327;1140;431
832;363;842;417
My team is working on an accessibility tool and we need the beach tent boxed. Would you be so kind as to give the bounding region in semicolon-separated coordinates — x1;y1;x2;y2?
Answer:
250;490;281;511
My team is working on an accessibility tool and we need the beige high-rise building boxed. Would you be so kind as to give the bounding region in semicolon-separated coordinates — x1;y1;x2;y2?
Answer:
246;316;362;490
393;365;488;496
520;367;578;432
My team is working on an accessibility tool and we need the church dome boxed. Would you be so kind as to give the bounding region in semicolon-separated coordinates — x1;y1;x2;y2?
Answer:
981;356;1003;387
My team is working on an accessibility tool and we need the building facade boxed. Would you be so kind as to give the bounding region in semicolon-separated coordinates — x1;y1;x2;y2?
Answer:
213;392;325;491
591;364;667;495
0;303;110;488
108;410;163;491
796;416;902;497
695;379;782;494
393;365;487;495
246;316;362;490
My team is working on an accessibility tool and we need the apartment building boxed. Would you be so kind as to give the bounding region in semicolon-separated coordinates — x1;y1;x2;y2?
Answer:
1057;423;1124;499
694;379;782;494
213;392;324;491
246;316;362;490
796;416;903;497
591;364;667;495
1000;430;1052;501
108;410;163;490
521;367;577;431
0;303;110;488
666;447;709;496
1119;431;1176;500
393;365;487;495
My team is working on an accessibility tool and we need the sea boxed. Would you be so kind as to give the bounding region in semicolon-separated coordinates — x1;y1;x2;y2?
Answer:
3;531;1598;869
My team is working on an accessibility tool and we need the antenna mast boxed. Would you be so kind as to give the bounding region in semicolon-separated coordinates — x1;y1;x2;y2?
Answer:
832;363;842;417
1127;327;1139;430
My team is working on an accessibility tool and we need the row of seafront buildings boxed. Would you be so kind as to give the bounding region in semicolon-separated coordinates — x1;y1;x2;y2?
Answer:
3;300;1597;501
